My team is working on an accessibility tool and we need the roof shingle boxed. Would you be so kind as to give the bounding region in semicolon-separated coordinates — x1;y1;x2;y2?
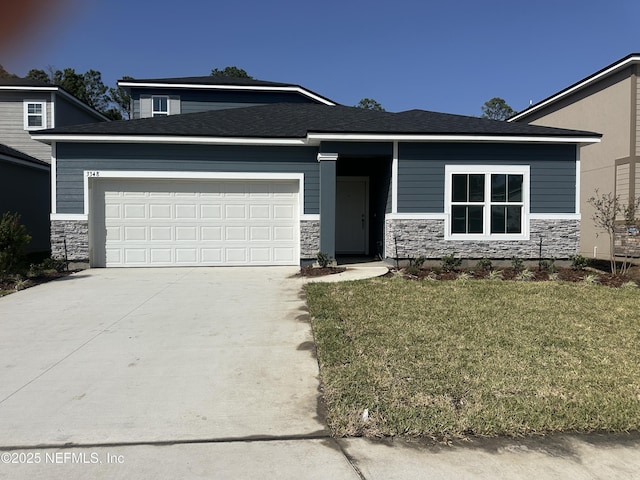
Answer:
35;103;600;140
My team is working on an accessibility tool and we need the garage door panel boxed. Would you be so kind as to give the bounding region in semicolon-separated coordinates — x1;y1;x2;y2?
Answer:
96;179;299;267
150;204;172;219
124;226;146;241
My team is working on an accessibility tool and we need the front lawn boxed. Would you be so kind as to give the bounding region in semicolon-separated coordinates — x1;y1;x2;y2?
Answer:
305;278;640;438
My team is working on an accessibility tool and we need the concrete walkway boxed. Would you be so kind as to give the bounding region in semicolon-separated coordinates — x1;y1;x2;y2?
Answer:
1;266;639;479
302;260;390;283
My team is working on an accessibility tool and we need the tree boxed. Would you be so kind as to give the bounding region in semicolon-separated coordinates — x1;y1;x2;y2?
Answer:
481;97;516;120
108;75;133;120
210;66;253;78
355;98;385;111
0;64;17;79
587;189;640;275
25;68;51;83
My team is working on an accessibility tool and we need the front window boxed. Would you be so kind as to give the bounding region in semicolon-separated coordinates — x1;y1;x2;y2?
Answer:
24;101;46;129
152;96;169;117
446;165;529;240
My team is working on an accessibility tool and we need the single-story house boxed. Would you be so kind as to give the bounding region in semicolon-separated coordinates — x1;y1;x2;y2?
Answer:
32;85;600;267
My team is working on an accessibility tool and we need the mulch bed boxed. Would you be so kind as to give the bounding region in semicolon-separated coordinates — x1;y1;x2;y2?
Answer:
298;265;347;277
0;270;78;294
400;267;637;288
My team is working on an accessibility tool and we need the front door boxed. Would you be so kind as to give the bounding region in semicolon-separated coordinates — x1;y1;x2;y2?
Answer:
336;177;368;254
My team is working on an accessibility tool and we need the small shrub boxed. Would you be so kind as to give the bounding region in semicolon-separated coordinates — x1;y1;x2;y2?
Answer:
516;269;535;281
488;269;503;281
570;254;590;271
455;272;471;282
316;252;332;268
511;256;524;272
424;271;439;281
548;272;560;281
27;263;44;278
475;257;492;271
0;212;32;275
538;257;557;273
405;256;426;276
441;254;462;272
41;256;67;273
583;274;600;285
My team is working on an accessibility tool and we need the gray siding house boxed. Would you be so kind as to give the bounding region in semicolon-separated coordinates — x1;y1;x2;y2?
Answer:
0;145;50;252
32;77;600;267
0;78;109;252
119;76;336;119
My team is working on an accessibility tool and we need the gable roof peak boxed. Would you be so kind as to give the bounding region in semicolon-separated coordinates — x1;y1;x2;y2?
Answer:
510;53;640;122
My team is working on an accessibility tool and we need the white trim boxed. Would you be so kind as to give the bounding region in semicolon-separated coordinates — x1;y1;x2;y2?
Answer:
386;213;578;221
444;165;530;241
392;141;398;213
23;100;47;130
117;81;336;106
300;214;320;221
81;170;306;216
31;134;307;146
386;213;447;220
51;213;88;221
529;213;581;220
32;133;601;147
509;55;640;122
151;95;169;117
307;133;601;144
317;152;338;162
575;146;581;215
50;92;55;128
51;142;57;214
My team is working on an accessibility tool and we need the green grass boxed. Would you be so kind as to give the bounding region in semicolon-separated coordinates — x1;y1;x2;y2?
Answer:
305;278;640;438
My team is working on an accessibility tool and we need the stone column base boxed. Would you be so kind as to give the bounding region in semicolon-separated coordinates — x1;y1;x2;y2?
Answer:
51;219;89;263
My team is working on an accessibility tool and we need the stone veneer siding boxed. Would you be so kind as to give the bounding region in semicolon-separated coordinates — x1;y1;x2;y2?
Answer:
614;224;640;257
51;220;89;261
385;218;580;259
300;220;320;259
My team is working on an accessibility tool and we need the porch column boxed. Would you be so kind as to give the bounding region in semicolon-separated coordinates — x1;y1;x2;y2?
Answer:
318;152;338;260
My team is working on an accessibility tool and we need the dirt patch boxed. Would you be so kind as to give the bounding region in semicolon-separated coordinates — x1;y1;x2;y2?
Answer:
297;265;347;277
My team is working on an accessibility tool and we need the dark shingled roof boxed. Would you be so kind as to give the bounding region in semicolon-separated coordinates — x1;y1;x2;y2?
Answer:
36;103;600;139
0;144;49;167
0;78;55;87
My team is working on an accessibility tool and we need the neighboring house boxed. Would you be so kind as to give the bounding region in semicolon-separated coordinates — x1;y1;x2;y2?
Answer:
510;53;640;260
0;144;50;252
118;76;336;118
0;78;109;252
32;78;599;268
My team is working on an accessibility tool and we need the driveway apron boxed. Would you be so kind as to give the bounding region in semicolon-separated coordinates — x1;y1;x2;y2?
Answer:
0;267;325;447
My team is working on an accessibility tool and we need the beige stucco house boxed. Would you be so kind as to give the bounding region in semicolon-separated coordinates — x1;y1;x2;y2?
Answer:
510;53;640;260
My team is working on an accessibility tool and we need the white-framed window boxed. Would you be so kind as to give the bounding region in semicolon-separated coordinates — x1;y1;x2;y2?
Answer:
151;96;169;117
444;165;530;240
24;100;47;130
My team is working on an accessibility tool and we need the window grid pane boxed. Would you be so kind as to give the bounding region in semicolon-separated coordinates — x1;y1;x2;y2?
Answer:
450;171;525;236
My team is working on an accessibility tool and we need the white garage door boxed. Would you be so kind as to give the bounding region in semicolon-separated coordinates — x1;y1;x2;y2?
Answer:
92;179;299;267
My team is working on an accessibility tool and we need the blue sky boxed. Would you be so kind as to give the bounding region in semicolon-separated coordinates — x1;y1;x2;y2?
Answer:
3;0;639;116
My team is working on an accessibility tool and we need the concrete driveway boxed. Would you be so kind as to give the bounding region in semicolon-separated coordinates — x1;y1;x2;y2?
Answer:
0;267;326;447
